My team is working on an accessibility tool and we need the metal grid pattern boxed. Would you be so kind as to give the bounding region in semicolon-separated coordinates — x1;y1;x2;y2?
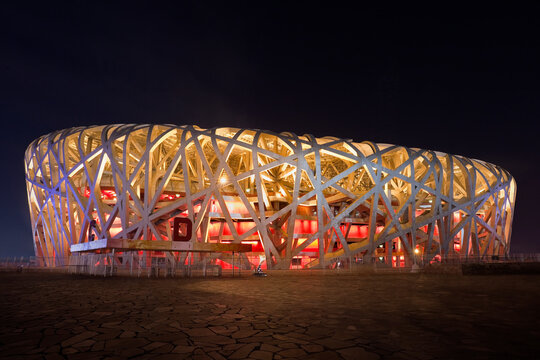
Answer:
25;124;516;268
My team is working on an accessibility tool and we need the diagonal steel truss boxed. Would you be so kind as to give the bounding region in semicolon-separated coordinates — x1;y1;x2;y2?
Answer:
25;124;516;268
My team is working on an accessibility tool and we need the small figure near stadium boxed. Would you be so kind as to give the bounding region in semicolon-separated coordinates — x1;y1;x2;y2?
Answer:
254;255;267;277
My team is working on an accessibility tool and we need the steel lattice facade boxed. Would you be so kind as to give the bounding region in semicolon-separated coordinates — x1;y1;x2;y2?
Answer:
25;124;516;268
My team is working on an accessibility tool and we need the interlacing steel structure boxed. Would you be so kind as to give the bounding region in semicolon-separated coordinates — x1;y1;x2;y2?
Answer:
25;124;516;269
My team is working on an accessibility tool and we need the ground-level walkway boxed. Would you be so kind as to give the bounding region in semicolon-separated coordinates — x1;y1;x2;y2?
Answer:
1;271;539;359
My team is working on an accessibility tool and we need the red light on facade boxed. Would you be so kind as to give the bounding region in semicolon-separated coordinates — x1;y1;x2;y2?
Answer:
102;190;116;200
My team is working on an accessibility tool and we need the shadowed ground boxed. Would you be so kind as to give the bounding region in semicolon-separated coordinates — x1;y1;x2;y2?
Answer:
1;271;539;359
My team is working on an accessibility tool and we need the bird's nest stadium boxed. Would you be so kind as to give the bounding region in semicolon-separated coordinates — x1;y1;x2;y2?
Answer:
25;124;516;270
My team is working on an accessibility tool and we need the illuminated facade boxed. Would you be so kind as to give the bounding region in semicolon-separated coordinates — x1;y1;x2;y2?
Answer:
25;124;516;268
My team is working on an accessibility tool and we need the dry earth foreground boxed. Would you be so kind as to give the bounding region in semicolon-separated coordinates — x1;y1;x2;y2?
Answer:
1;271;539;360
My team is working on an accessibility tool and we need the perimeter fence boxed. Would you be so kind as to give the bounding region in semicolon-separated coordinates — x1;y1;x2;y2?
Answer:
0;252;252;278
2;253;540;277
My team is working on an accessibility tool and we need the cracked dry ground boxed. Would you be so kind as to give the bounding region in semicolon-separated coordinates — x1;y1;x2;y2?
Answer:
1;272;540;360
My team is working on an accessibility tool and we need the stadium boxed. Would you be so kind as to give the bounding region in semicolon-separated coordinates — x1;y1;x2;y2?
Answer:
25;124;516;270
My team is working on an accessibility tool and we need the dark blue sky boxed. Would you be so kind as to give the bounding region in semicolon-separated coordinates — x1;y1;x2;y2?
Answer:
1;3;538;256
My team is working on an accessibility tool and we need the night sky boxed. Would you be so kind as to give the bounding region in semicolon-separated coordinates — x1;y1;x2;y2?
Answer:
1;3;538;256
